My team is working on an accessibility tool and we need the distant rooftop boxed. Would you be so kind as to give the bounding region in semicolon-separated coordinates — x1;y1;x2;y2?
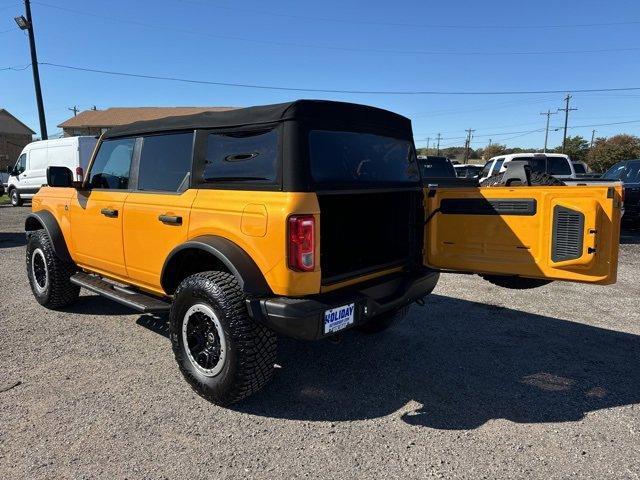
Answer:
0;109;35;135
58;106;236;129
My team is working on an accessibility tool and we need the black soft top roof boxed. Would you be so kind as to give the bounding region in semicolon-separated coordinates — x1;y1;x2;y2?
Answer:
102;99;412;139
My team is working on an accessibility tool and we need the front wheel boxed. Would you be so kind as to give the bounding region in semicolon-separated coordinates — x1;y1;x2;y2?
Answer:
26;230;80;308
169;271;277;406
10;189;23;207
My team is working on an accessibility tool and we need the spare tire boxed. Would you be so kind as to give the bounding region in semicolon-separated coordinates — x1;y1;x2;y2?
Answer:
478;170;563;289
480;171;565;187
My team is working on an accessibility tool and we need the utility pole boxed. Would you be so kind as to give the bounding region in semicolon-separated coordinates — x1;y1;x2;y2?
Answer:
425;137;430;153
68;106;79;116
488;139;492;147
557;94;577;154
540;109;558;153
590;129;596;148
435;133;442;155
14;0;47;139
463;129;475;164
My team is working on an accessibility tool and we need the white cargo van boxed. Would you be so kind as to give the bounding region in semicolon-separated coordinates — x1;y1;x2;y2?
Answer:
6;136;97;206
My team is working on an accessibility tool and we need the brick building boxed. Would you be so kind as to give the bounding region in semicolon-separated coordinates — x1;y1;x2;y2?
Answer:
58;107;235;137
0;109;35;169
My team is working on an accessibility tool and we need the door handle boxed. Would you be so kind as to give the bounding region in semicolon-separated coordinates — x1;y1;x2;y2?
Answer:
158;214;182;225
101;208;118;218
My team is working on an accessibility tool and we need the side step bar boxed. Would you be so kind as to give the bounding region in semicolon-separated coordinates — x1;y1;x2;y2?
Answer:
70;272;170;313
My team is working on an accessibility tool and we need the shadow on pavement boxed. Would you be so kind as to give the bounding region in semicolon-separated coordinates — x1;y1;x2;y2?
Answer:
0;232;26;248
136;313;170;338
231;294;640;429
67;294;137;316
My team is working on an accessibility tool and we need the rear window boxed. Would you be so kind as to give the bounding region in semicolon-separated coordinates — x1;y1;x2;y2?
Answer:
513;156;546;174
419;156;455;178
547;156;571;175
309;130;419;185
573;163;586;174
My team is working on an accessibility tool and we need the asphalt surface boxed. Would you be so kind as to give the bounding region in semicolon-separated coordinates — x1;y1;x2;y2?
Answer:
0;204;639;479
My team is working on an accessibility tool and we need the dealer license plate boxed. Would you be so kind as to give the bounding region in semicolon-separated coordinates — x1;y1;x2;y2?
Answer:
324;303;355;334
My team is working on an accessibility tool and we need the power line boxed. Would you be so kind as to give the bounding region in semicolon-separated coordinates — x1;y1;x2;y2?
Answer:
177;0;640;30
568;119;640;128
32;62;640;96
0;63;31;71
30;2;640;58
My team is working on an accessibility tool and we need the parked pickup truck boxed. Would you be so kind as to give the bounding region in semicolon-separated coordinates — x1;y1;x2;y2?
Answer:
480;153;577;182
578;160;639;223
24;100;624;406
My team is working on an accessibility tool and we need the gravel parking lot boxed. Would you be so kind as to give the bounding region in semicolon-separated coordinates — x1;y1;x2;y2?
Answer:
0;204;638;479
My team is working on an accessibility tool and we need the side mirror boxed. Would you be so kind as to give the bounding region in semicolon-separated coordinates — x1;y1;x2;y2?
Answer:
6;165;13;175
46;166;74;188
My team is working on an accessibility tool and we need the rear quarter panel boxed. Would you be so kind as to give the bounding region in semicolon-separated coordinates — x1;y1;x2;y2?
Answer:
189;190;321;296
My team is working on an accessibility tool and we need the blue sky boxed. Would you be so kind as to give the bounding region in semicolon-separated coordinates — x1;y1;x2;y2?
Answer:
2;0;640;149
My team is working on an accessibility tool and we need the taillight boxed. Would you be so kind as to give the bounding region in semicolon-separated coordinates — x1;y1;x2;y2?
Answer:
288;215;315;272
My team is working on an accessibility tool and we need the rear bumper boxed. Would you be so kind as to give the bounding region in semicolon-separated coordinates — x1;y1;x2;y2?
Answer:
246;269;440;340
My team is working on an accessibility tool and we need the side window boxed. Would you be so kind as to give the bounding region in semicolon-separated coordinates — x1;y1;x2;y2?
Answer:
481;161;492;178
89;138;135;189
138;132;194;192
203;129;278;183
548;156;571;175
492;158;504;175
15;154;26;174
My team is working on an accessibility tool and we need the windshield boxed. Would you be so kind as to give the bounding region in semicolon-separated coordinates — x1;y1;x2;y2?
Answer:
602;162;628;180
309;130;419;186
419;156;456;178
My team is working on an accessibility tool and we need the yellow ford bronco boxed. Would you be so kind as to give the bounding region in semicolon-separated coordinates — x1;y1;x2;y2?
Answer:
24;100;622;405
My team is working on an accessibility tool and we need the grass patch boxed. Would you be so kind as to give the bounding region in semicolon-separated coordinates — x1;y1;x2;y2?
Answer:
0;195;11;205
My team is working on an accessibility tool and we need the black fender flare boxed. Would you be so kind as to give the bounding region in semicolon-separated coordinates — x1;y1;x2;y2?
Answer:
24;210;73;263
161;235;272;296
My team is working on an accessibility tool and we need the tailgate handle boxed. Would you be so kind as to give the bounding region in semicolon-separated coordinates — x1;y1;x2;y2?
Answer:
100;208;118;218
158;214;182;225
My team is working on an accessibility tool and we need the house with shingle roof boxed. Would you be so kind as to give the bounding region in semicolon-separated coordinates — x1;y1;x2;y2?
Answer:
0;109;35;169
58;106;236;137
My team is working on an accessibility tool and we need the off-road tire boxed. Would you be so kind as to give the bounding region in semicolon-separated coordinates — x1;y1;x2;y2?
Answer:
26;230;80;308
357;306;409;334
479;170;563;289
169;271;277;406
10;189;23;207
480;171;565;187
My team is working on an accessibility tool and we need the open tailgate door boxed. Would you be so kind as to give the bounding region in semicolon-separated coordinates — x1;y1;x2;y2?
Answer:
424;185;622;285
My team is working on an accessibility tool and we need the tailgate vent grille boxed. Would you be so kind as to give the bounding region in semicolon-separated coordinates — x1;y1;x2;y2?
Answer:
552;206;584;262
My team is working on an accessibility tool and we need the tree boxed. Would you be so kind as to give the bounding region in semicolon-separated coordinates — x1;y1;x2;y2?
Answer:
586;134;640;172
555;135;589;163
481;143;507;160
